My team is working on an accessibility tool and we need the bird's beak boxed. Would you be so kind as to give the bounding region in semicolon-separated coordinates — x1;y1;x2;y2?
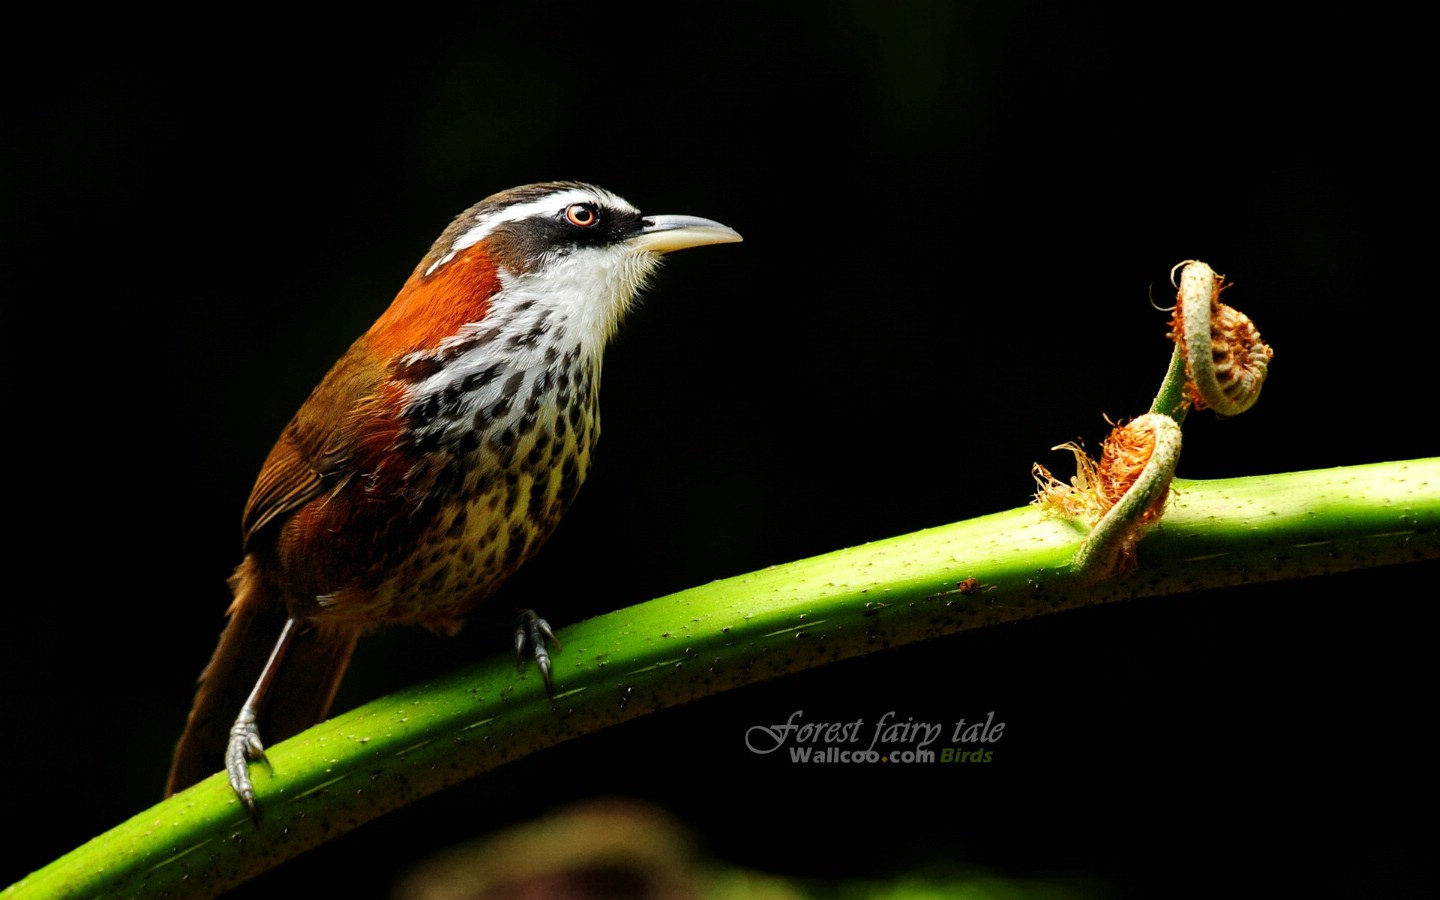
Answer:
632;215;743;254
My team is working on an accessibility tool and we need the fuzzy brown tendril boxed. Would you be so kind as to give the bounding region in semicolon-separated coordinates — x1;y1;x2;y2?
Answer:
1168;261;1273;417
1034;413;1181;576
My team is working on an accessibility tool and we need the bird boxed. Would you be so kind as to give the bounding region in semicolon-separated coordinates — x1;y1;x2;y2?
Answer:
165;181;741;816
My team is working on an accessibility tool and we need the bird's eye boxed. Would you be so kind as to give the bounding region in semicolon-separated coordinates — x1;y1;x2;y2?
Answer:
565;204;599;228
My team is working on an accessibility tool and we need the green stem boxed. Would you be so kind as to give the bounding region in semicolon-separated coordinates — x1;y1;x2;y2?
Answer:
9;459;1439;899
1150;343;1190;423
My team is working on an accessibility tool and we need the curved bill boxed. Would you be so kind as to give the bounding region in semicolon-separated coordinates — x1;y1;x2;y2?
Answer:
632;214;743;254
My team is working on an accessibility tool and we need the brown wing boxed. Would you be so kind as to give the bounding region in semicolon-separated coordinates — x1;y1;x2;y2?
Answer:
240;342;387;548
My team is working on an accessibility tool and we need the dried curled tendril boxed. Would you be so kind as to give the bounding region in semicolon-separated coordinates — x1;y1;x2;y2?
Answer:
1033;259;1272;578
1168;260;1273;417
1034;414;1183;576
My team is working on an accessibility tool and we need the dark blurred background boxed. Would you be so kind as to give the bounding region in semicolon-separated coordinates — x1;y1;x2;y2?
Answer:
4;4;1433;897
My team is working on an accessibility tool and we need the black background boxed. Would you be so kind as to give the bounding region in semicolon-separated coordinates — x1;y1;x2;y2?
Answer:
4;5;1433;897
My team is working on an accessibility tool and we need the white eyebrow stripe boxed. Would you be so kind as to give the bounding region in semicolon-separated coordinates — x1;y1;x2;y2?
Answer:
423;251;456;277
451;187;633;254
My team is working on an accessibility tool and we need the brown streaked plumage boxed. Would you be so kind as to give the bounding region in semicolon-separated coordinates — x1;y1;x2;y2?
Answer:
166;182;741;815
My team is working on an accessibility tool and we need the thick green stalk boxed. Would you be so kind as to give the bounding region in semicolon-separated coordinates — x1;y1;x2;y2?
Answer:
8;459;1438;899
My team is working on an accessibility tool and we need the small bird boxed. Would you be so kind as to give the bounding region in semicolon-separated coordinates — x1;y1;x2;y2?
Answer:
165;182;741;815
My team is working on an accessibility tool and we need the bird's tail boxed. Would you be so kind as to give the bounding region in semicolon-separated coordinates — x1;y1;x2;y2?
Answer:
165;556;359;796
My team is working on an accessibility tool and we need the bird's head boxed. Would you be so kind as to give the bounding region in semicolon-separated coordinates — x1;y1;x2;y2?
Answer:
365;182;742;362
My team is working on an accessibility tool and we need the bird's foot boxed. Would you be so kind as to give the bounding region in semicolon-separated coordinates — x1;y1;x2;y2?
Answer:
226;709;268;821
514;609;561;696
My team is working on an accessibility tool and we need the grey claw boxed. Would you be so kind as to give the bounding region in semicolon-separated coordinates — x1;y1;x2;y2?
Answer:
227;713;267;822
514;609;561;696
